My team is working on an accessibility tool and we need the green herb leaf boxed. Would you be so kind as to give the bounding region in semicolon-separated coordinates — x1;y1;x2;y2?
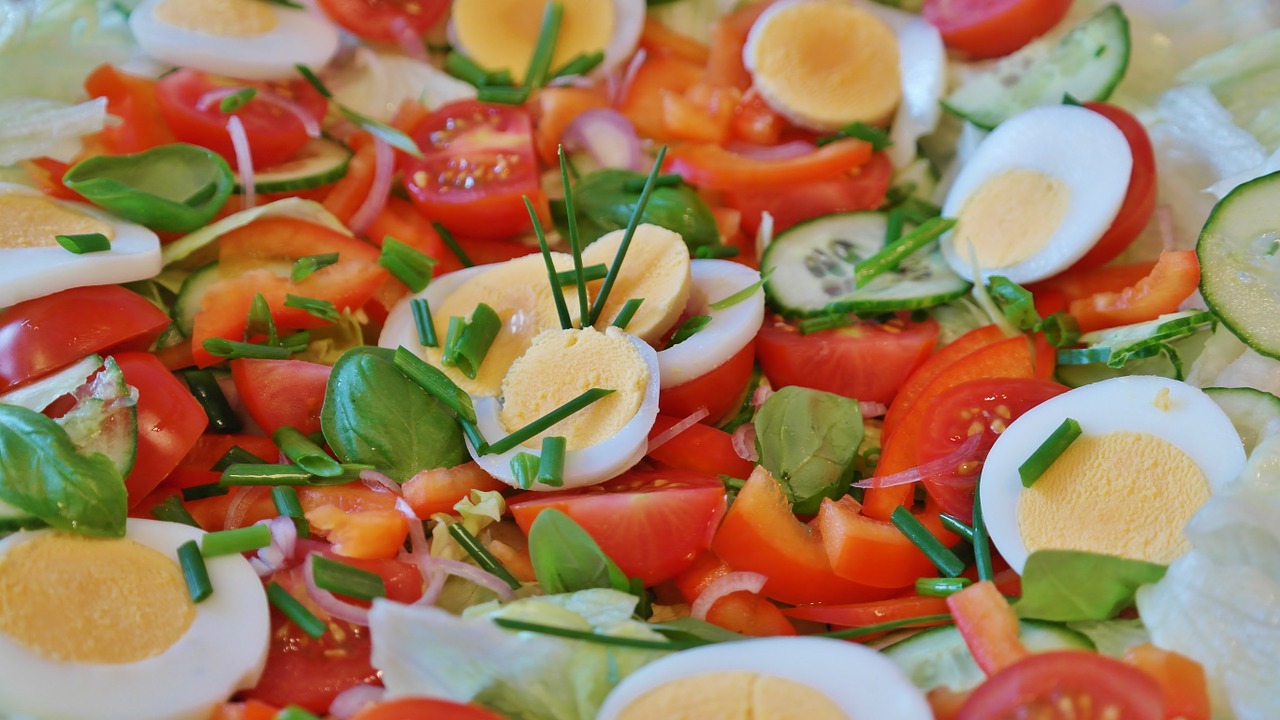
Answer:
1015;550;1167;622
567;169;720;252
291;253;339;283
527;508;629;595
753;386;864;514
988;276;1041;331
665;315;711;348
218;87;257;113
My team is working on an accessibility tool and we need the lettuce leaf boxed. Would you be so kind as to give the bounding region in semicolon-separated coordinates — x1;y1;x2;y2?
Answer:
0;96;108;166
0;0;140;103
328;48;476;123
1180;29;1280;151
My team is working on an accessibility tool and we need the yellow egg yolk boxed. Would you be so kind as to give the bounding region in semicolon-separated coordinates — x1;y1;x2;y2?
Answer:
1017;431;1210;564
451;0;615;80
0;532;194;663
617;671;848;720
0;195;115;249
153;0;277;36
951;168;1071;270
581;224;691;346
500;327;647;450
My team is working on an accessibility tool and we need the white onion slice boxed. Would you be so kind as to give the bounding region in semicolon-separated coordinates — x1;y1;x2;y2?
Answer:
647;406;710;453
657;260;766;389
225;115;255;210
690;571;768;621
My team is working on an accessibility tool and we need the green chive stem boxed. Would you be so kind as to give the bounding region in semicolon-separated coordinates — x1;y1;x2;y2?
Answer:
283;294;340;324
183;369;242;434
890;506;967;578
272;485;309;539
441;316;466;367
484;388;614;455
444;51;491;86
432;222;473;268
611;298;644;330
708;268;772;311
560;147;590;327
588;146;668;326
311;554;386;601
854;217;957;288
973;484;993;582
178;540;212;602
202;338;292;361
411;298;438;347
150;495;199;527
693;245;741;259
476;85;532;104
181;483;228;501
620;173;682;193
212;445;268;471
291;253;339;283
666;315;711;348
220;464;312;486
510;452;540;489
379;236;437;293
555;263;607;286
523;2;565;88
1019;418;1082;488
447;523;523;590
391;347;477;424
202;524;272;557
273;426;343;478
266;581;326;638
525;195;574;330
550;50;604;79
798;314;855;335
537;435;566;487
55;233;110;254
938;513;976;544
916;576;972;598
447;304;502;380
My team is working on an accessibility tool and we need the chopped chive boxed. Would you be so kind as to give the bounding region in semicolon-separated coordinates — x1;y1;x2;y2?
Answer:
212;445;268;472
1019;417;1082;487
266;581;326;638
459;418;489;454
611;298;644;330
203;338;293;360
440;316;466;367
693;245;741;259
559;147;590;326
295;63;422;157
273;426;343;477
988;276;1040;331
536;435;566;487
1062;92;1083;106
245;292;278;345
525;195;574;330
621;173;682;193
510;452;540;489
588;146;668;326
523;1;564;88
150;495;200;527
494;617;699;650
666;315;712;348
379;236;437;293
890;506;966;578
391;346;477;424
973;484;993;581
279;331;311;353
291;252;340;283
1038;311;1081;348
938;513;975;544
177;539;212;602
477;85;531;104
431;222;473;267
411;298;437;347
311;554;386;600
708;268;772;311
798;313;855;335
444;51;491;86
897;197;943;224
275;707;322;720
272;485;309;538
884;207;905;245
447;523;523;590
484;387;614;455
915;576;972;598
220;464;312;486
55;232;111;254
550;50;604;79
815;121;892;150
295;64;332;97
218;87;257;113
854;217;957;288
182;369;242;433
449;304;501;380
202;524;272;557
555;263;607;286
182;482;228;501
486;69;514;86
284;294;341;324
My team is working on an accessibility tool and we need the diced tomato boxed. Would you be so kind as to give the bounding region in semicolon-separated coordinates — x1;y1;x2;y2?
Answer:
307;505;409;560
114;352;208;507
400;462;510;518
662;83;742;145
957;651;1165;720
947;580;1028;675
639;17;711;64
817;496;957;589
731;91;786;146
19;157;81;200
672;550;732;602
782;594;950;628
658;340;757;426
618;54;706;141
666;138;874;192
230;358;331;437
1122;644;1211;720
1068;250;1200;333
84;64;175;154
533;86;608;166
351;697;506;720
315;0;448;44
922;0;1072;59
727;152;894;236
646;414;755;480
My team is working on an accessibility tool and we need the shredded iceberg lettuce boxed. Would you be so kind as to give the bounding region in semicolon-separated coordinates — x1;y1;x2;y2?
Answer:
0;0;139;103
0;96;107;166
1180;29;1280;152
329;48;477;123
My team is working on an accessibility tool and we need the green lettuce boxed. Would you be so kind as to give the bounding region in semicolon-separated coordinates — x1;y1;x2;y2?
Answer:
0;0;140;103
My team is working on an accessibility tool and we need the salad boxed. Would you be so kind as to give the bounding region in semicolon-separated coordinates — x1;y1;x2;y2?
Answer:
0;0;1277;717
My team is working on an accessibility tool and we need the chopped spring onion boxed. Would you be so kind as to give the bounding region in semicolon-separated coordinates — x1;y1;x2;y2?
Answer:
284;294;341;324
213;445;268;471
177;540;212;603
245;292;278;345
510;452;540;489
220;464;312;486
311;554;386;601
411;298;437;348
817;613;955;640
1039;311;1081;348
266;581;326;639
666;315;711;348
484;388;614;455
537;435;567;487
1019;417;1082;488
477;85;531;105
973;484;993;582
555;263;607;286
709;268;772;311
988;276;1040;331
612;298;644;330
218;87;257;113
272;485;309;539
854;217;956;288
392;347;477;424
938;513;976;544
798;314;855;335
379;236;437;293
442;303;501;380
295;64;423;158
494;617;702;650
150;495;200;527
447;523;523;591
432;222;473;268
621;173;682;193
291;253;339;283
444;51;492;87
916;576;972;598
202;524;272;557
526;195;574;330
274;426;344;477
693;245;740;259
890;506;966;578
884;207;905;245
524;2;565;88
55;233;110;254
441;316;465;365
550;50;605;79
203;338;293;361
182;369;242;434
815;121;892;150
560;148;590;326
460;418;489;454
275;707;322;720
588;146;669;326
181;483;228;501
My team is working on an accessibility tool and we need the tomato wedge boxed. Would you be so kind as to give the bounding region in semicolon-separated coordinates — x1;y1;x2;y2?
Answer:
646;414;755;480
957;651;1165;720
922;0;1072;59
316;0;449;45
230;358;331;436
116;352;208;506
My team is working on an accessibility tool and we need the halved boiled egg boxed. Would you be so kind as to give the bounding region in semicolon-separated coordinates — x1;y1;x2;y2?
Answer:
939;104;1132;284
0;519;270;720
129;0;340;81
980;375;1246;573
597;636;932;720
657;259;765;390
0;183;161;307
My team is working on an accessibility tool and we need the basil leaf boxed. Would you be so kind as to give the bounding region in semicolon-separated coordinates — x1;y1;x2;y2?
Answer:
1015;550;1168;622
64;143;234;232
321;347;467;482
753;386;864;514
528;508;629;595
0;404;127;538
569;169;719;251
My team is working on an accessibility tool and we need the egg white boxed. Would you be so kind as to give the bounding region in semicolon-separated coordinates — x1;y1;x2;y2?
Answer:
378;264;490;355
597;636;932;719
0;519;270;720
656;259;765;389
939;104;1133;284
129;0;340;81
980;375;1246;573
0;183;161;308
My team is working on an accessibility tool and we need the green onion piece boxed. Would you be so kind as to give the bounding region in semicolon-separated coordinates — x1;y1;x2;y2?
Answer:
915;576;972;598
213;445;268;472
295;64;422;158
202;524;272;557
245;292;278;345
220;464;312;486
988;276;1040;331
938;513;976;544
441;316;466;367
432;222;473;267
1038;311;1081;348
550;50;605;79
898;197;943;224
181;482;228;501
275;707;322;720
55;233;111;254
477;85;532;104
588;145;669;326
447;523;523;590
150;495;199;527
291;252;339;283
693;245;740;259
708;268;772;311
537;435;567;487
854;217;957;288
510;451;540;489
621;173;682;193
816;121;892;150
411;298;437;348
219;87;257;113
295;63;333;98
204;338;292;360
611;298;644;330
558;147;591;327
446;303;502;380
666;315;712;348
523;2;565;88
379;236;437;293
493;617;696;650
890;506;966;578
973;483;993;582
284;294;340;324
273;426;343;477
525;195;574;330
1062;92;1083;106
631;576;653;620
884;207;905;245
555;263;607;286
183;369;242;433
460;418;489;454
280;331;311;353
485;388;614;455
798;314;855;335
487;69;514;86
311;554;386;600
444;51;491;86
266;581;326;638
272;485;310;539
815;613;958;640
391;346;477;424
1019;417;1082;488
177;539;213;602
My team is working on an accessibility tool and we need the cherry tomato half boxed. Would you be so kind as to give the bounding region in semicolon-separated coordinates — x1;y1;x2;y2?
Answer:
922;0;1072;59
958;651;1165;720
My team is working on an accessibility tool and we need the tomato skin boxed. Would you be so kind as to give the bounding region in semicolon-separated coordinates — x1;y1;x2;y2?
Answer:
646;414;755;480
705;591;797;636
881;325;1006;439
756;316;939;406
726;152;893;237
351;698;506;720
230;359;331;437
114;352;208;507
619;54;706;141
957;651;1165;720
316;0;447;43
508;468;727;586
923;0;1072;59
658;340;757;426
180;433;280;470
84;64;176;153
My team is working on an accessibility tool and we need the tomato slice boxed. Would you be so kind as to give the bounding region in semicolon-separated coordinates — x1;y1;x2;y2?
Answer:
400;462;510;518
881;324;1006;439
619;54;706;141
316;0;447;44
402;100;547;241
657;340;757;426
726;152;893;236
351;698;505;720
922;0;1072;59
230;358;331;437
957;651;1166;720
114;352;208;507
646;414;755;480
508;467;727;586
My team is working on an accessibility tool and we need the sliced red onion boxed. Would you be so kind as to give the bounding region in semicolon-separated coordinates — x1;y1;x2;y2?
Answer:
360;468;402;495
1155;204;1175;252
225;115;255;210
647;406;711;452
224;486;266;531
723;140;816;161
388;16;430;63
562;109;644;171
690;571;768;621
302;552;371;626
347;138;395;236
405;550;448;607
330;684;386;720
731;423;758;462
751;385;775;409
854;433;983;489
197;86;321;139
431;555;516;601
859;401;888;418
610;48;646;107
250;516;300;578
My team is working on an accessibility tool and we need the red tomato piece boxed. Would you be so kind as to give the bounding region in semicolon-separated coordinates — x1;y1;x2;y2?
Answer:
400;462;510;518
114;352;208;506
180;433;280;470
706;1;777;90
756;315;939;406
658;339;757;426
958;651;1165;720
727;152;894;236
881;324;1006;439
508;467;727;586
705;591;797;636
84;64;176;154
619;54;707;141
230;359;331;437
1069;250;1200;333
402;100;547;241
316;0;448;45
646;414;756;480
351;697;506;720
922;0;1072;59
665;138;873;192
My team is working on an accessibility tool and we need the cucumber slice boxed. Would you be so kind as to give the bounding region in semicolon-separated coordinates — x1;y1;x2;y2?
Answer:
1055;330;1211;387
1204;386;1280;455
942;4;1131;130
761;211;971;317
1197;169;1280;359
0;354;103;412
1056;311;1215;368
884;620;1094;692
57;357;138;477
173;262;221;337
241;138;352;194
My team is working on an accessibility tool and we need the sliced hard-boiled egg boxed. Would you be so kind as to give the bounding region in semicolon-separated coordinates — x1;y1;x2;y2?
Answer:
581;223;692;346
129;0;340;81
939;104;1132;284
0;519;270;720
449;0;645;79
597;636;932;720
0;183;161;308
980;375;1246;574
743;0;903;131
470;326;660;490
657;259;765;389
